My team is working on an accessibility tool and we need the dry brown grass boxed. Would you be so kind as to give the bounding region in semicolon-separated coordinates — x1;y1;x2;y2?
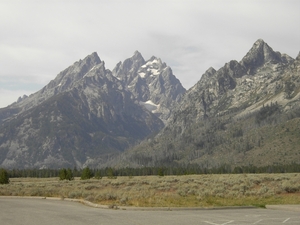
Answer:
1;174;300;207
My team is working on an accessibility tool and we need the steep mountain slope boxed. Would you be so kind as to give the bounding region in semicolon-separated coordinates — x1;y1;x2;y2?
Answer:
0;53;101;125
116;40;300;169
0;53;164;169
112;51;186;122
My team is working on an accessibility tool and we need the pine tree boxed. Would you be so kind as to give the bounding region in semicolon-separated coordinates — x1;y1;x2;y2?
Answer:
0;168;10;184
81;167;92;180
66;168;74;181
59;168;67;180
59;168;74;181
107;168;115;178
157;167;164;177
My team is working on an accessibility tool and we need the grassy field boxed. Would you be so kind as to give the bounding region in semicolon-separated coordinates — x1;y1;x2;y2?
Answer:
0;174;300;208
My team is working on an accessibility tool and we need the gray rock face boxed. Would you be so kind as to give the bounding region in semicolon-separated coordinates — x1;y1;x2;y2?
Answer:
0;53;102;125
112;51;186;122
23;52;101;107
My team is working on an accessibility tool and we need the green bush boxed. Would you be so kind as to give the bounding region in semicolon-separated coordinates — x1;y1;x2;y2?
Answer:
81;167;92;180
0;168;10;184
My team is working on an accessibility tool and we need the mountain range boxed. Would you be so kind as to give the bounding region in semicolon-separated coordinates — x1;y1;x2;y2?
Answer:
114;39;300;169
0;39;299;169
0;51;184;169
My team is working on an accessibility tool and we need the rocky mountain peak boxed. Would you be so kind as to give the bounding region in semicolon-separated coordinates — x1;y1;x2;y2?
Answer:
82;52;102;65
132;50;144;60
11;52;102;112
58;52;102;82
112;51;145;84
240;39;283;74
199;67;216;82
111;52;185;122
148;56;167;68
254;38;265;46
207;67;216;74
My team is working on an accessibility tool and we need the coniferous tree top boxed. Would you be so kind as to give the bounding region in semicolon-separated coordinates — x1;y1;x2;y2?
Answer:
0;168;9;184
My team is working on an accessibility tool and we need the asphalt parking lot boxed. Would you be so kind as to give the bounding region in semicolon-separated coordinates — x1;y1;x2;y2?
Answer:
0;197;299;225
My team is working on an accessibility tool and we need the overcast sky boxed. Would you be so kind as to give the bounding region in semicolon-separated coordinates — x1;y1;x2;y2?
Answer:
1;0;299;108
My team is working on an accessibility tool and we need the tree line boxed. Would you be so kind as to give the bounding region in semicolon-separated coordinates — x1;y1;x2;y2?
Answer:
0;163;299;182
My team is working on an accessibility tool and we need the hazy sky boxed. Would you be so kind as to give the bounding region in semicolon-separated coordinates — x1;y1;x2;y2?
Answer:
1;0;299;108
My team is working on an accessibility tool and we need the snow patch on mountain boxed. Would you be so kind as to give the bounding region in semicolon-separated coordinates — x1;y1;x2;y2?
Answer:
146;59;159;66
148;68;160;76
139;100;159;113
138;58;162;77
138;72;146;78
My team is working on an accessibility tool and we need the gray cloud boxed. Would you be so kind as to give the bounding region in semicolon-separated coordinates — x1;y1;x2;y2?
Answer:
0;0;299;107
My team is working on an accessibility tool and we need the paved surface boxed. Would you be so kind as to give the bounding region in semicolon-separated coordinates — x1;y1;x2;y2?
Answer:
266;204;300;213
0;198;300;225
